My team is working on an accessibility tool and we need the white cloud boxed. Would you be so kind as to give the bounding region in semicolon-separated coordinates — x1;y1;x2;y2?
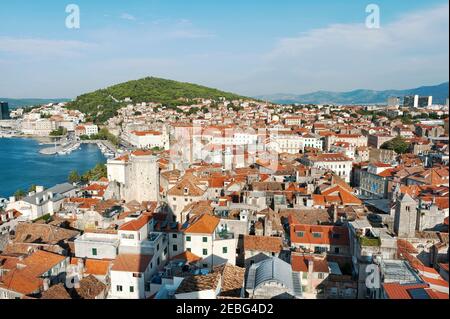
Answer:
0;37;95;58
120;13;137;21
166;19;215;39
258;3;449;93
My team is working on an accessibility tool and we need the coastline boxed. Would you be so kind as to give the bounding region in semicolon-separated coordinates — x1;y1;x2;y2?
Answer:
0;137;107;198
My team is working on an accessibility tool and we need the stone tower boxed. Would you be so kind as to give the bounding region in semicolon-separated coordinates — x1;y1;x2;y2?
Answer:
125;152;160;203
106;151;160;203
394;193;418;238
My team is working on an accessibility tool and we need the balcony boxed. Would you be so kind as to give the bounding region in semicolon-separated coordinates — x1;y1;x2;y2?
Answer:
215;228;234;240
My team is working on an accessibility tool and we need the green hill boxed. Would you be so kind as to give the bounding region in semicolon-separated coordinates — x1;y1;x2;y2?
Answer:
67;77;247;123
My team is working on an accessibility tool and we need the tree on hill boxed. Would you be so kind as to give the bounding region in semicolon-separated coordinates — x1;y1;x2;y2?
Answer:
66;77;248;124
381;136;410;154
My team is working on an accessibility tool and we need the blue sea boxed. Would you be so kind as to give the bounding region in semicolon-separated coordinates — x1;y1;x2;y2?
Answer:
0;138;106;198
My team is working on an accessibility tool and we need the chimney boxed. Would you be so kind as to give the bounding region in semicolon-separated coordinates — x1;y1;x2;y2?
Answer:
332;205;339;223
9;196;16;203
308;259;314;275
36;186;44;193
77;258;85;275
0;213;7;222
43;278;50;292
7;210;14;219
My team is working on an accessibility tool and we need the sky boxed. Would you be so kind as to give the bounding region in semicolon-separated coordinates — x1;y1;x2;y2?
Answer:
0;0;448;98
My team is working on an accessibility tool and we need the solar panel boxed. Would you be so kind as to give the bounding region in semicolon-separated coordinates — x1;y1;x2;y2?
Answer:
408;288;430;300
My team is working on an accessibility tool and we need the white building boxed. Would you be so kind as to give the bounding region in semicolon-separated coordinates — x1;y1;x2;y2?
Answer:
84;123;99;137
109;213;169;299
6;184;78;221
301;153;353;183
125;129;169;150
181;214;237;269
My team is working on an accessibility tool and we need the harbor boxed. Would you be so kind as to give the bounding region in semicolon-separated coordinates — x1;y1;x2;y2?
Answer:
0;137;107;198
39;140;118;158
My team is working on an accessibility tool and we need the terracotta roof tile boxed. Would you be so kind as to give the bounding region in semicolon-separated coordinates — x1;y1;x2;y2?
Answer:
243;235;283;253
111;254;152;273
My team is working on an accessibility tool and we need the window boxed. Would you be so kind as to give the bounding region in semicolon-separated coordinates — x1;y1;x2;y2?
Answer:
302;272;308;279
129;286;134;293
186;236;191;242
334;247;340;254
318;273;325;280
314;246;327;254
296;231;304;238
172;234;177;239
312;232;322;238
132;273;142;278
222;247;228;254
92;248;97;256
116;285;123;292
173;244;178;251
203;263;208;268
157;244;160;251
187;248;191;252
164;247;168;255
157;257;160;266
202;237;208;243
203;249;208;256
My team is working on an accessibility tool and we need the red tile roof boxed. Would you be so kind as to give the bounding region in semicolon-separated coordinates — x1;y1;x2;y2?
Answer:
111;254;152;273
183;214;219;234
290;223;349;247
291;254;329;273
119;214;153;231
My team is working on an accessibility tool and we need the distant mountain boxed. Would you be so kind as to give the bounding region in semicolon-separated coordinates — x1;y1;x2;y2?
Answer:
67;76;248;123
0;98;71;109
257;82;449;105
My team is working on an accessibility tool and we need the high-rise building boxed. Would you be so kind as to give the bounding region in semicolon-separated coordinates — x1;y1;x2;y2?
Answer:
387;97;401;107
403;95;433;108
0;102;10;120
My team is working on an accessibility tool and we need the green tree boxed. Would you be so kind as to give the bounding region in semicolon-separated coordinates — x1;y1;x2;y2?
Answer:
49;127;67;136
68;170;81;184
381;136;410;154
28;184;37;193
14;189;26;199
82;164;107;182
